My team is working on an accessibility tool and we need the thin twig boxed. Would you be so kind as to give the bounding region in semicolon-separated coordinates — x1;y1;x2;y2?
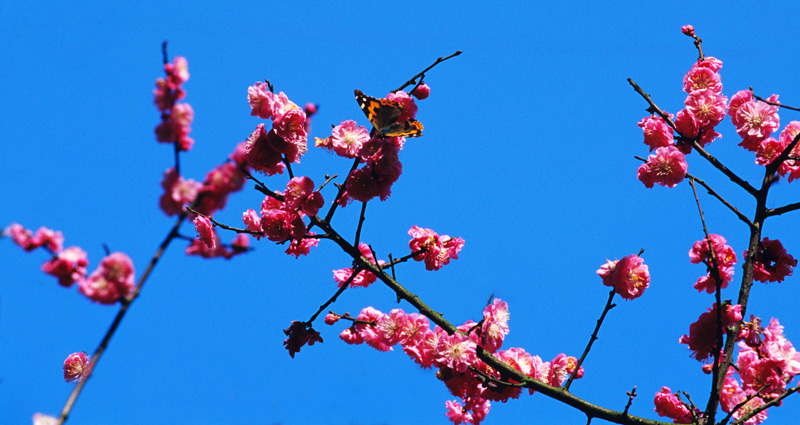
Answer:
564;289;616;391
753;92;800;112
393;51;463;93
687;175;755;228
354;202;367;247
689;178;727;420
57;212;188;424
622;387;637;416
307;266;361;324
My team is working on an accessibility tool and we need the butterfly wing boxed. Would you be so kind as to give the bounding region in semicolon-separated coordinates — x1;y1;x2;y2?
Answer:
380;119;424;138
354;89;423;138
355;89;401;129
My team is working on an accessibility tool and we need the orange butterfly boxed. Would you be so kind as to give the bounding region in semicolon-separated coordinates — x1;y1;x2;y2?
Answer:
355;89;424;138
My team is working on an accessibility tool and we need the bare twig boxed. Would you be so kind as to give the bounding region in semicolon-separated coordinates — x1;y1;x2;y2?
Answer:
564;289;616;391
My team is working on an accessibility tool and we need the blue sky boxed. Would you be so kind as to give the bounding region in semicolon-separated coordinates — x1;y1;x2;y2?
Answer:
3;2;800;424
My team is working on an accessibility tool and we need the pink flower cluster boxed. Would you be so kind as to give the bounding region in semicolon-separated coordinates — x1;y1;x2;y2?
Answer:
316;90;423;205
688;234;737;293
746;237;797;283
333;300;583;424
653;386;700;423
154;56;194;151
596;254;650;300
636;56;730;189
7;223;136;304
408;225;465;271
159;168;202;216
679;302;742;361
332;243;385;288
241;176;323;246
715;318;800;424
63;351;89;383
246;84;308;175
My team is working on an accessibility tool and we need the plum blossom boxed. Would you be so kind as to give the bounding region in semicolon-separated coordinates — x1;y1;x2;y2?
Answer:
653;386;694;424
41;246;89;288
408;225;465;271
684;89;727;131
63;352;90;382
746;237;797;283
596;254;650;300
78;252;136;304
193;215;215;248
637;145;688;188
638;115;674;151
679;302;742;361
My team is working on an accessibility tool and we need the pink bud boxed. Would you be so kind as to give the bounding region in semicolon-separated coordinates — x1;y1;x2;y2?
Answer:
681;25;695;37
63;352;89;383
411;83;430;100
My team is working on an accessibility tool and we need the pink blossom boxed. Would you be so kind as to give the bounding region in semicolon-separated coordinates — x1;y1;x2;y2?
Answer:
260;208;304;242
695;56;723;72
689;234;737;268
329;120;370;158
681;25;695;36
159;168;201;216
408;225;465;271
354;307;392;352
332;243;384;288
777;121;800;181
596;254;650;300
242;209;263;238
285;235;319;258
684;88;727;130
637;145;688;188
735;97;780;150
480;298;509;352
683;66;722;94
674;109;698;139
412;83;430;100
638;115;674;151
6;223;34;250
339;326;364;345
283;176;323;216
343;140;403;203
78;252;136;304
747;237;797;283
679;302;742;361
41;246;88;287
247;81;274;119
171;102;194;127
693;266;734;293
385;90;418;122
653;387;693;423
434;332;477;373
63;351;89;382
755;137;784;166
324;313;340;325
272;107;308;161
728;90;753;126
193;215;215;248
244;124;286;177
547;353;582;387
445;400;473;425
282;321;322;358
375;308;408;347
165;56;189;87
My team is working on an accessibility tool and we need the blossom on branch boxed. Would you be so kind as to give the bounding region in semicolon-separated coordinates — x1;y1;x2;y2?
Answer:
63;352;89;383
596;254;650;300
637;145;688;188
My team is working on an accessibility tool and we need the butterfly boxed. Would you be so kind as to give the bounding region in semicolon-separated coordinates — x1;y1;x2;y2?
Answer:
355;89;424;138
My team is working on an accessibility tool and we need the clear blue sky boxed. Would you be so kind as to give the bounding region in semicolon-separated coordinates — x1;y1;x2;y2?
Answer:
3;2;800;424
